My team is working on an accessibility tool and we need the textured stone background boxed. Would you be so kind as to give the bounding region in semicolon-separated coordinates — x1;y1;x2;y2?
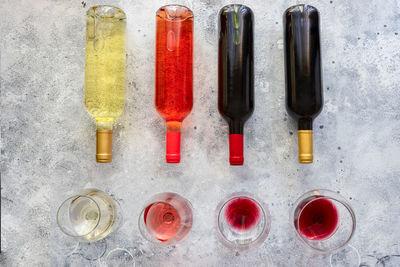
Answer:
1;0;400;266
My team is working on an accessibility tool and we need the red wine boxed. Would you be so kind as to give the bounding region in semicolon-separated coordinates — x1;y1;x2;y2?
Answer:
298;198;339;240
218;5;254;165
143;202;180;242
283;5;323;163
225;197;260;231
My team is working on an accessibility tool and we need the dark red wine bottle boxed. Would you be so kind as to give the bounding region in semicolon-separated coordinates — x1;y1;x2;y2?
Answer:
284;5;323;164
218;4;254;165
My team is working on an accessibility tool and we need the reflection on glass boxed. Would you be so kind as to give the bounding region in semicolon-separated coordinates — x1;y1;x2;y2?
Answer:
291;189;356;253
216;192;271;251
139;192;193;246
57;189;122;242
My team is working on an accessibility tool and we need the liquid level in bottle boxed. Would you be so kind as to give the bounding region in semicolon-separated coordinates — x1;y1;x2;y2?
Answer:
297;198;339;240
69;190;117;242
84;6;126;129
144;202;180;242
155;6;193;122
224;197;260;231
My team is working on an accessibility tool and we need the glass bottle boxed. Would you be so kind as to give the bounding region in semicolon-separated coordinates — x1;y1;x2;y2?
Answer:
283;4;323;163
155;5;193;163
218;5;254;165
85;5;126;163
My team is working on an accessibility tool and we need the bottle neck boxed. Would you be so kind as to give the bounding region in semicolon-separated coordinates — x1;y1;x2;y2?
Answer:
298;118;313;130
166;121;182;163
96;130;112;163
229;134;244;165
229;120;245;134
297;118;313;164
96;120;114;130
166;121;182;132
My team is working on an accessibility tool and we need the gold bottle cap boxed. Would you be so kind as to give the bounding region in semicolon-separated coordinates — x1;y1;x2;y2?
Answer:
96;130;112;163
298;130;313;164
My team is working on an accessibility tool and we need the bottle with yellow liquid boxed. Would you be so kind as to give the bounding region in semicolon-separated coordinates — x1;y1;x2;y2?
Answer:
85;6;126;163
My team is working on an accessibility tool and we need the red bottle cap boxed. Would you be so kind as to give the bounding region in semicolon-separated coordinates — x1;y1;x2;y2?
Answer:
229;134;244;165
166;131;181;163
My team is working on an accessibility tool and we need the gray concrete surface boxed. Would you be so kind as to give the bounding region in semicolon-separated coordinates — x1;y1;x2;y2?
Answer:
1;0;400;266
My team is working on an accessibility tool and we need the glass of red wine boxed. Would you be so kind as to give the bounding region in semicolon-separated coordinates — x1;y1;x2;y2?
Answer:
138;192;193;246
291;189;356;253
216;192;271;251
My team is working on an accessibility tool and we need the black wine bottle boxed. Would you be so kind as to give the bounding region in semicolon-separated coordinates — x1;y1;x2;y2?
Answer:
218;4;254;165
283;4;323;164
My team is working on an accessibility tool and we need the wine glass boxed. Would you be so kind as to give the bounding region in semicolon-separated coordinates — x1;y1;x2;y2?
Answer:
215;192;271;251
57;188;122;242
138;192;193;246
291;189;356;253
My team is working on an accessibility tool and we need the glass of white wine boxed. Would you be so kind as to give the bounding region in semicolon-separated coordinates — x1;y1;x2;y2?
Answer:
57;189;122;242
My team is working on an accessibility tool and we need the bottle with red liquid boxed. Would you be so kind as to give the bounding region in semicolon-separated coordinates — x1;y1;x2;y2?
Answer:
139;192;193;246
155;5;193;163
216;192;271;251
291;189;356;253
218;5;254;165
283;5;323;164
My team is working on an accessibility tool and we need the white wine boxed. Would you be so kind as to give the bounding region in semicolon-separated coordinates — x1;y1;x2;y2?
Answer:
84;6;126;162
72;189;118;242
57;189;120;242
68;196;99;237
